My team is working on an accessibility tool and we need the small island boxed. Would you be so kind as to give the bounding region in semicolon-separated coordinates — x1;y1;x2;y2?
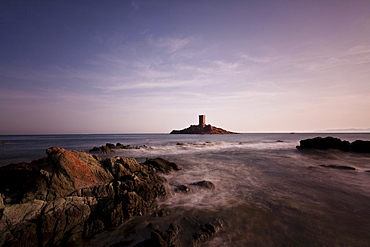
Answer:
170;115;238;134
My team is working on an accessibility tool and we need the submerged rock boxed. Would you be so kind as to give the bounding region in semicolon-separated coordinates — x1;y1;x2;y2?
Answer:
319;165;356;170
176;185;191;193
0;147;180;247
191;180;216;190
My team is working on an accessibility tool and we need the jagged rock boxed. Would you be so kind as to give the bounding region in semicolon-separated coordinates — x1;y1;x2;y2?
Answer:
350;140;370;153
143;158;182;174
296;137;350;151
0;147;177;247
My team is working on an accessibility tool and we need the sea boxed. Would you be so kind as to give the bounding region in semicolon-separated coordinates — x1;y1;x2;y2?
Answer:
1;133;370;246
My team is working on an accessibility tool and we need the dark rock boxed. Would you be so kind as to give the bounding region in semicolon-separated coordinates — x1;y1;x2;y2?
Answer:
176;185;191;193
106;143;116;149
319;165;356;170
297;137;370;154
143;158;182;174
134;223;181;247
134;217;223;247
350;140;370;153
191;180;216;190
0;148;178;247
89;146;102;152
193;222;222;242
90;143;148;154
296;137;350;151
0;141;9;145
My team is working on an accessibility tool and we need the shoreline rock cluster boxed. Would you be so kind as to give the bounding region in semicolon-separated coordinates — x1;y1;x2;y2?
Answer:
296;136;370;153
89;142;148;153
0;147;178;246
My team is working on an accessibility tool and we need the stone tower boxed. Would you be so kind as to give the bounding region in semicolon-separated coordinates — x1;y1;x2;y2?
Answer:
199;115;206;127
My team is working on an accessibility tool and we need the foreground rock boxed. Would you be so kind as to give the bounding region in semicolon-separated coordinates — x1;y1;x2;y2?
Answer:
0;147;179;247
296;137;370;153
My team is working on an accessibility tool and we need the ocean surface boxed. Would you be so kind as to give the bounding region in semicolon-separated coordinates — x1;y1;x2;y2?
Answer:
1;133;370;246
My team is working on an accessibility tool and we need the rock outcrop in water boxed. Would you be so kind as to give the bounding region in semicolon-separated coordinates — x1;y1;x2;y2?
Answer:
0;147;179;246
171;115;237;134
296;136;370;153
89;142;148;153
171;124;237;134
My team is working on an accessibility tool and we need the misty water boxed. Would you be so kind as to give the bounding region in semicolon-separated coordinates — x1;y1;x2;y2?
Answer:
1;133;370;246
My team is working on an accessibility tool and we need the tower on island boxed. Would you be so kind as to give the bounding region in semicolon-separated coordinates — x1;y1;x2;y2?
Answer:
170;114;237;134
199;115;206;127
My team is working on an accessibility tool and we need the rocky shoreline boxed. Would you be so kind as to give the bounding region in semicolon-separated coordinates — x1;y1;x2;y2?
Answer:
0;147;219;246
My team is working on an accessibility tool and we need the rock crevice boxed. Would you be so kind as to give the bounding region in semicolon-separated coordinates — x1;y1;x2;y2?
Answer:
0;147;179;246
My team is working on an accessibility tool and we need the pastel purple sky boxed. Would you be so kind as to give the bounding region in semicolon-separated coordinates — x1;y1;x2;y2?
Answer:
1;0;370;134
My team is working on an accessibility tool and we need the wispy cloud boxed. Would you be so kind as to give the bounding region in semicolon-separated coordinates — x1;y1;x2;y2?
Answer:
147;36;191;53
241;54;275;63
93;80;191;91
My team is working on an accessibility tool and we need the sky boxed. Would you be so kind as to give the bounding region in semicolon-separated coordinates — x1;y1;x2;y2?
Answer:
0;0;370;134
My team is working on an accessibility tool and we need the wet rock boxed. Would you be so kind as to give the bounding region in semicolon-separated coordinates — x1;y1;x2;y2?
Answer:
191;180;216;190
176;185;191;193
296;137;350;151
193;221;222;242
143;158;182;174
106;143;116;149
350;140;370;153
90;143;148;153
90;146;101;152
319;165;356;170
134;223;182;247
0;148;177;247
134;217;223;247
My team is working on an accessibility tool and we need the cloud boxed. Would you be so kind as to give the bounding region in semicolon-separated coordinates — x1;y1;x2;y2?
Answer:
241;54;275;63
147;36;191;53
94;80;191;91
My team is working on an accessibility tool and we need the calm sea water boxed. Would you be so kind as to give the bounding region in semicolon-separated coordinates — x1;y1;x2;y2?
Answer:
1;133;370;246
